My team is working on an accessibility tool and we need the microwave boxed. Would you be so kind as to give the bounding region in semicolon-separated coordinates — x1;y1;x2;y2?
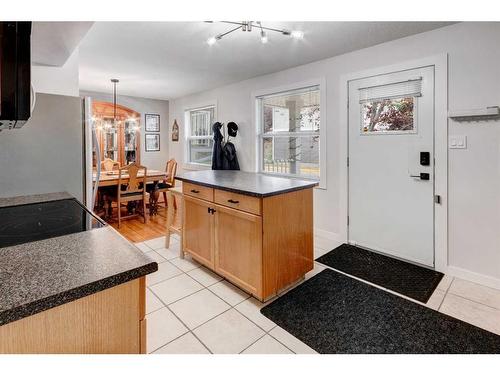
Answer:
0;22;32;130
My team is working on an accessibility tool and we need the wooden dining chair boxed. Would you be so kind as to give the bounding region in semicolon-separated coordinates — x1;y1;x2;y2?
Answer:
147;158;178;215
110;162;148;228
101;158;120;171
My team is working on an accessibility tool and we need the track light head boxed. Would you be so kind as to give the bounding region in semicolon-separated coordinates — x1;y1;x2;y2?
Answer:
260;30;268;44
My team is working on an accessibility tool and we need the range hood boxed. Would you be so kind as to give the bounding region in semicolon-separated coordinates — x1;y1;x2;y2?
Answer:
0;22;32;130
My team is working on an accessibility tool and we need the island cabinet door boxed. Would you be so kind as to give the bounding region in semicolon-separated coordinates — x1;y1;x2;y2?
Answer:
183;195;215;268
214;204;263;297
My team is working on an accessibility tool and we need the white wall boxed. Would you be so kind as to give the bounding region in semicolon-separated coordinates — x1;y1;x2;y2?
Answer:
168;22;500;286
32;48;80;97
80;90;169;171
0;93;83;200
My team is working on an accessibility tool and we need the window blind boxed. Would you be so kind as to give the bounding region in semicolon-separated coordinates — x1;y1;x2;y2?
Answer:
359;77;422;103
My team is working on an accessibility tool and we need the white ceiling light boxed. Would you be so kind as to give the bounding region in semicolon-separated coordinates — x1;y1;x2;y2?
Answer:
206;21;303;45
291;30;304;39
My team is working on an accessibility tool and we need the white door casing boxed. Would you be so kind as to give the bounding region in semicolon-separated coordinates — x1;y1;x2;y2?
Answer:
348;66;435;267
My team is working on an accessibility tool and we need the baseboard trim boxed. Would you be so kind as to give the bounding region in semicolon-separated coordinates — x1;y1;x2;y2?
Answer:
314;228;343;242
447;265;500;291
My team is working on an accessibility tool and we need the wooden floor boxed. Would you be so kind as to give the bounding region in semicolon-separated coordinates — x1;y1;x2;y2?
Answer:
108;206;168;243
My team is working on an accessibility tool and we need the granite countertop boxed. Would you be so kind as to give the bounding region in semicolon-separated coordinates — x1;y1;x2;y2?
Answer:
0;193;158;326
176;170;318;197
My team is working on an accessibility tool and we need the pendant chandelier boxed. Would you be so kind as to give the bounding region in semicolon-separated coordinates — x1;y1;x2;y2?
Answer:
206;21;304;45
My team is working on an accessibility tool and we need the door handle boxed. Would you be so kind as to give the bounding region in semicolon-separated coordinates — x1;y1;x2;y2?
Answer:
227;199;240;204
207;207;216;215
190;189;200;194
410;173;430;180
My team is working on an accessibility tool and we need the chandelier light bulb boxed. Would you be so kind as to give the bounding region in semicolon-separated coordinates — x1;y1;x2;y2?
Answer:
291;30;304;39
207;36;217;45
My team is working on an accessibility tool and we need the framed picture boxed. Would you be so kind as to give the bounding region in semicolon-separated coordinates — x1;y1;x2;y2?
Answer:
145;113;160;132
145;134;160;152
172;119;179;142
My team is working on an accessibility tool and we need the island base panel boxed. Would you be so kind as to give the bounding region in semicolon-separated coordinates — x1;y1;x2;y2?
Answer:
0;278;145;354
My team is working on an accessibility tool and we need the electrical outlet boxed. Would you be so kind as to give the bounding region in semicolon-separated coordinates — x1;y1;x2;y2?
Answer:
449;135;467;149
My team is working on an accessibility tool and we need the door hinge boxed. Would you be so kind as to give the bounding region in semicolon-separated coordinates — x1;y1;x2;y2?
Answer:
347;216;349;226
347;157;349;167
434;195;442;204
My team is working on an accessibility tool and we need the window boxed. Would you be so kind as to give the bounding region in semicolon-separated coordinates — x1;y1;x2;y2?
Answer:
257;85;321;181
361;97;414;133
185;106;215;165
359;78;421;134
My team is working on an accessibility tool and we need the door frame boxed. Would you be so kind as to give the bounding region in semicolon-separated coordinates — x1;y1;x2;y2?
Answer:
340;54;448;273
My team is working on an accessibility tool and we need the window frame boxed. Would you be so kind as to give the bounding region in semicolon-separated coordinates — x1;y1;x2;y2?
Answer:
184;103;217;168
254;79;326;189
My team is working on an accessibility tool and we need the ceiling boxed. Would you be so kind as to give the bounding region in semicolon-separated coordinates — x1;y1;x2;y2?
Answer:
78;22;454;100
32;22;94;66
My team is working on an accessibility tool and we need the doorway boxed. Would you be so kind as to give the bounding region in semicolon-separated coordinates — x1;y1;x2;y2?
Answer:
348;66;435;267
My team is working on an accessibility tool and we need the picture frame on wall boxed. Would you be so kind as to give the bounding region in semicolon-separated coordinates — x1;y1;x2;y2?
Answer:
145;113;160;132
145;134;160;152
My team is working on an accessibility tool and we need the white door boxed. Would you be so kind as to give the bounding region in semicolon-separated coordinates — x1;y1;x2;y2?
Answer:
348;66;435;267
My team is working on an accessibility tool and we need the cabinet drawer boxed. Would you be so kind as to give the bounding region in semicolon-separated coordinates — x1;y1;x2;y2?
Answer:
183;182;214;201
214;189;261;215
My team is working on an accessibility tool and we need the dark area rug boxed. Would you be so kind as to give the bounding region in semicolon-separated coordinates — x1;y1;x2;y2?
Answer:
316;244;443;303
261;269;500;354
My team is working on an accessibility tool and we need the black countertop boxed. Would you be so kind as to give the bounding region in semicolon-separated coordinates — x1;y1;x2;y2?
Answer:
0;193;158;326
176;170;318;197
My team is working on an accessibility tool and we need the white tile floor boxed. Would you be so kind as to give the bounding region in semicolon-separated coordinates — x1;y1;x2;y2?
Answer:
137;234;500;354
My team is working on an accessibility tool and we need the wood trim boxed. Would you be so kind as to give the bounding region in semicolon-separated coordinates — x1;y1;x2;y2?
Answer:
0;279;143;354
261;188;314;299
140;319;147;354
139;276;146;320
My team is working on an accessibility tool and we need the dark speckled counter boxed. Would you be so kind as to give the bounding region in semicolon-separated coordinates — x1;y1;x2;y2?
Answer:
0;193;157;326
176;170;318;197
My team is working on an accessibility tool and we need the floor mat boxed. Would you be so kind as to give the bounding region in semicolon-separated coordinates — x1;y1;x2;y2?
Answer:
261;269;500;354
316;243;443;303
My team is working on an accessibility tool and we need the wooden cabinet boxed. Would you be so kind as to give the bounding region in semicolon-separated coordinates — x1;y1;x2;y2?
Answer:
214;204;262;296
182;182;314;301
0;277;146;354
183;195;215;268
93;101;141;167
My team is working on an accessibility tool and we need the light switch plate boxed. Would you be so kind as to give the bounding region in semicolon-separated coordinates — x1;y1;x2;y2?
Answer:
449;135;467;149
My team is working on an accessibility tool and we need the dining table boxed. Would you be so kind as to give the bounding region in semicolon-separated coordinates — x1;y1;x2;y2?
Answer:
92;169;167;218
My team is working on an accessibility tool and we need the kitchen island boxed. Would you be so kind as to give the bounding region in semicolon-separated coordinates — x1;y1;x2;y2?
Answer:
176;170;318;301
0;192;158;354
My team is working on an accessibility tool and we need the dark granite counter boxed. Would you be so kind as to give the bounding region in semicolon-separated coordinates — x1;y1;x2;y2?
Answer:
176;170;318;197
0;193;157;326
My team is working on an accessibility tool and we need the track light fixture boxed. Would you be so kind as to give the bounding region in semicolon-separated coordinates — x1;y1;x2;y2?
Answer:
205;21;304;45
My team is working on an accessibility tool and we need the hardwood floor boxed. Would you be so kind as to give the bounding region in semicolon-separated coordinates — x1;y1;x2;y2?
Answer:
108;206;168;243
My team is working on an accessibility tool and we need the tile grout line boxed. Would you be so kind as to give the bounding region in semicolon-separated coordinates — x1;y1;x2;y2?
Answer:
437;277;454;311
445;290;500;312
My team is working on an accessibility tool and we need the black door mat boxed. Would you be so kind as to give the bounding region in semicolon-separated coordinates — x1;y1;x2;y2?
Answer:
261;269;500;354
316;243;443;303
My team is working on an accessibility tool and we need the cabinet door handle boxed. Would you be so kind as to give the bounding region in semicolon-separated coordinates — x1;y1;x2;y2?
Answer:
190;189;200;194
227;199;240;204
207;207;216;214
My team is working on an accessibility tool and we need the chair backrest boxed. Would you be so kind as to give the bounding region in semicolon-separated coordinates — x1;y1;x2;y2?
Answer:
165;158;178;187
118;162;147;196
101;158;120;171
